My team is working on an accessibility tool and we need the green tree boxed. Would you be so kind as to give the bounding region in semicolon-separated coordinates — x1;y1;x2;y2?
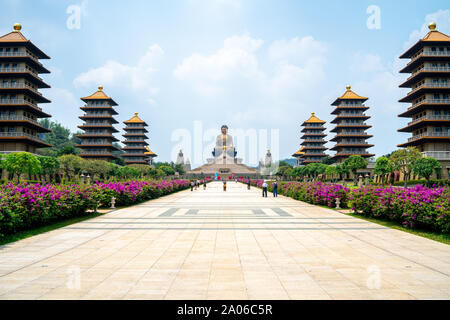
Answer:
413;157;441;182
174;163;186;175
3;152;42;182
58;154;85;181
305;163;328;180
343;155;368;186
119;166;140;179
390;147;422;187
83;160;111;180
39;156;60;182
159;165;175;176
321;156;335;165
335;163;349;182
373;156;394;185
129;164;151;178
325;166;337;182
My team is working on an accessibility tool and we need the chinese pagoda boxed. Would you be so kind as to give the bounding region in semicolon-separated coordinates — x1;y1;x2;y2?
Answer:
121;112;150;165
398;22;450;178
76;86;119;161
300;113;328;164
0;23;52;154
330;85;374;163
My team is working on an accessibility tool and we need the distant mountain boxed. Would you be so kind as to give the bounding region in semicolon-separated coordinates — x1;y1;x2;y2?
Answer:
280;158;297;166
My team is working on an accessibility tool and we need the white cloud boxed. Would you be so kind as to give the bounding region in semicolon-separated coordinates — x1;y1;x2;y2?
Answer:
173;33;327;101
403;9;450;50
173;34;264;96
73;44;163;96
350;52;384;73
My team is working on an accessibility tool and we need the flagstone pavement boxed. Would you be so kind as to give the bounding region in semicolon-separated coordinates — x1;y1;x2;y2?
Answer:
0;181;449;300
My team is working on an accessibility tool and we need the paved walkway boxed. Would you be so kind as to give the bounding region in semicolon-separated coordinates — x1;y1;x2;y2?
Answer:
0;181;449;300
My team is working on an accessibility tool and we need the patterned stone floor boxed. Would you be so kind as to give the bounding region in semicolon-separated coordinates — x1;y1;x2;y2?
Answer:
0;181;449;300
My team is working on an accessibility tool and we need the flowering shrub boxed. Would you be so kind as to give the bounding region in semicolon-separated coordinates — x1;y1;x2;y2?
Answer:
350;185;450;233
238;179;350;208
279;182;350;208
0;180;189;238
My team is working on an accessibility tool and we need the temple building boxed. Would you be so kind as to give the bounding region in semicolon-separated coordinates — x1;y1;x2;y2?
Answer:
300;113;328;164
398;22;450;178
330;86;374;163
144;146;157;166
188;125;258;178
292;146;305;167
0;23;52;155
76;86;119;161
121;113;150;165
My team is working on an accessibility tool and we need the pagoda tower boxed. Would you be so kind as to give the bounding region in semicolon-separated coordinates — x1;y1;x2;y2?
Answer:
76;86;119;161
398;22;450;178
121;112;149;165
330;86;374;163
300;113;328;164
0;23;52;154
292;146;305;167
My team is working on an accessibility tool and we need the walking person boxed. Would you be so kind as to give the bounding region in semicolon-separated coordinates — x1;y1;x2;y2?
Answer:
203;180;207;190
223;181;227;192
247;179;251;190
272;181;278;197
262;181;268;198
190;180;194;191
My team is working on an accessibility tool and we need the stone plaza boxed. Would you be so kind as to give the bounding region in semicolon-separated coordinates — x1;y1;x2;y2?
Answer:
0;181;449;300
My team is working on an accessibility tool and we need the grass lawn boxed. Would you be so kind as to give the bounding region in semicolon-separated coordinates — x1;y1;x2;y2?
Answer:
339;211;450;245
0;211;109;246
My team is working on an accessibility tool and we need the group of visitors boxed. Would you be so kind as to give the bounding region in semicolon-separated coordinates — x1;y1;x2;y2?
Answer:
190;179;207;191
261;180;278;198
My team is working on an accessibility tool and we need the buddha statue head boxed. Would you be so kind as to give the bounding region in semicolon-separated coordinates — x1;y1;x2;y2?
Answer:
221;125;228;135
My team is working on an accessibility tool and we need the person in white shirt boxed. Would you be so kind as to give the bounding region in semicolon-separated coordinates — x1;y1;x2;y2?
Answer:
262;181;268;197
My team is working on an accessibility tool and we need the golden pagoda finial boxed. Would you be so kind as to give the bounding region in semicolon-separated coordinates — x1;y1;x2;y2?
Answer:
98;85;103;91
311;112;315;116
13;23;22;32
428;22;437;31
134;112;138;116
346;85;351;90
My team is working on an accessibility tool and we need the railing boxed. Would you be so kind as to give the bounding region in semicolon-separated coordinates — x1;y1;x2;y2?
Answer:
302;140;326;143
407;50;450;66
0;115;41;125
0;132;46;143
334;124;369;127
335;132;368;136
83;104;112;108
0;51;40;63
335;142;370;146
79;151;114;155
408;132;450;142
409;66;450;79
0;67;39;76
409;98;450;110
78;141;112;145
408;82;450;96
335;151;371;155
422;151;450;160
123;139;146;142
0;82;43;96
80;114;113;118
335;113;366;117
0;98;40;108
408;114;450;126
78;132;114;136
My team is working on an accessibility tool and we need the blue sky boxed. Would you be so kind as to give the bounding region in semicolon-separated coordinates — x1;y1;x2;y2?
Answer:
2;0;450;167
